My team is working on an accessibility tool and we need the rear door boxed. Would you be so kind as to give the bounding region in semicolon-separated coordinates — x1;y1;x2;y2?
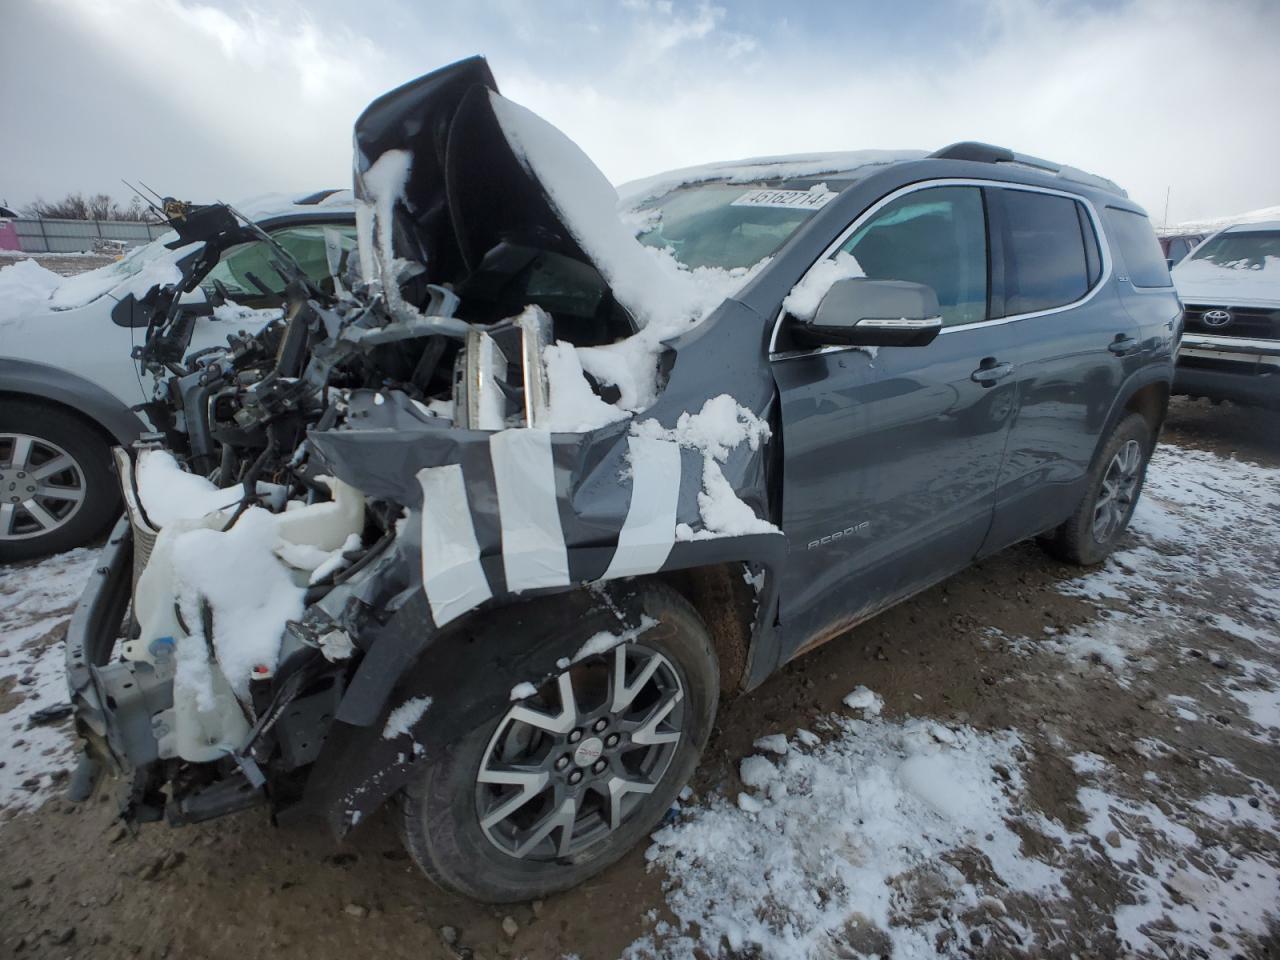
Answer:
980;187;1139;553
771;183;1019;654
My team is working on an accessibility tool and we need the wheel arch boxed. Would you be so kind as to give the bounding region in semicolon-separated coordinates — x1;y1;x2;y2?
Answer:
1092;366;1171;472
291;545;783;837
0;357;147;447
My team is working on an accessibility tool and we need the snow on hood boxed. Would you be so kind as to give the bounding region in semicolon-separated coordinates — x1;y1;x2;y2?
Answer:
0;190;354;322
0;242;191;321
616;150;928;211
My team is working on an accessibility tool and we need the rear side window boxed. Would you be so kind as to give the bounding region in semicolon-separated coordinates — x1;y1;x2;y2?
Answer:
1105;208;1172;287
1001;190;1091;315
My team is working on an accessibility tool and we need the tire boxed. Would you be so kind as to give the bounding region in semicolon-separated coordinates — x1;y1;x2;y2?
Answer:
1042;412;1152;566
0;401;120;563
400;582;719;903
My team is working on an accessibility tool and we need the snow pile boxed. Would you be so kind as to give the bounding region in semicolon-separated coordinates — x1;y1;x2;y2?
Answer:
542;340;630;432
633;394;770;461
491;92;770;412
782;250;865;320
630;716;1062;958
0;548;100;819
169;508;306;703
841;684;884;715
356;148;467;337
211;300;284;325
382;695;432;740
572;614;659;663
0;258;62;323
135;449;245;526
633;395;777;540
509;681;538;701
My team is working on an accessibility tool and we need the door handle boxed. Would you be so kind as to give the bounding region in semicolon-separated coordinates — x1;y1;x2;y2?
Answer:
1108;335;1139;356
970;359;1013;386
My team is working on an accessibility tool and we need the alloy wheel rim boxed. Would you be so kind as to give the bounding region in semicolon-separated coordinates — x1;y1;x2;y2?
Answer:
1092;439;1142;544
0;434;87;541
475;641;685;861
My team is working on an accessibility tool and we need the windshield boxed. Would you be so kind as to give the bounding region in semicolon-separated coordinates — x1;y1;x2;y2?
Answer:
1187;230;1280;270
632;179;847;270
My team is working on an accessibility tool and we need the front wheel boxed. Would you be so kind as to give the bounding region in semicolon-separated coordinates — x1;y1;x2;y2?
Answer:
1041;412;1152;566
0;401;120;562
399;583;719;903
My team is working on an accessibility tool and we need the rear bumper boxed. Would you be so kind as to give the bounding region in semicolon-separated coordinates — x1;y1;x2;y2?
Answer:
1174;334;1280;407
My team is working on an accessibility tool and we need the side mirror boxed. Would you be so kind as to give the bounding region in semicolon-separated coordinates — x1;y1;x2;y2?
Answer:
109;292;152;329
795;278;943;348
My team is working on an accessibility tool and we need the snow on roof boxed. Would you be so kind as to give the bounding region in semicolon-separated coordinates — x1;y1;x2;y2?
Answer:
616;150;927;210
228;189;355;221
1217;219;1280;234
1157;205;1280;237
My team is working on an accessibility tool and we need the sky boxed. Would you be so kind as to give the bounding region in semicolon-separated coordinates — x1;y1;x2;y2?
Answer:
2;0;1276;225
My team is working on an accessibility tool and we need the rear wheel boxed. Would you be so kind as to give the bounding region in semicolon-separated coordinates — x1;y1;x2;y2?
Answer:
0;401;120;562
1042;412;1151;566
399;583;718;903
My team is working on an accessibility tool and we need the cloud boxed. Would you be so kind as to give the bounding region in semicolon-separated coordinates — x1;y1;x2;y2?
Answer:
5;0;1276;223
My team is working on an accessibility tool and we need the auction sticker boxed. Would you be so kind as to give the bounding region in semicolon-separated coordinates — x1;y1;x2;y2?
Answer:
730;188;836;210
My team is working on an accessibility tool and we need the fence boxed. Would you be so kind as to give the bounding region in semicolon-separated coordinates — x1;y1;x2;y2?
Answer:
10;217;169;253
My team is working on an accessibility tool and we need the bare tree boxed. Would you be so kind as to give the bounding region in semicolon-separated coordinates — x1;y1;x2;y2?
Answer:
22;192;154;222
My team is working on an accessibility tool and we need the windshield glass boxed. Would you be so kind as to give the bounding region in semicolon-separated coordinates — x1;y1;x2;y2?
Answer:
1187;230;1280;270
632;179;848;270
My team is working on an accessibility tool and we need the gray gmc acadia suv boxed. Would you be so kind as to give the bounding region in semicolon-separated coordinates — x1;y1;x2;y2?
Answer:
66;57;1180;903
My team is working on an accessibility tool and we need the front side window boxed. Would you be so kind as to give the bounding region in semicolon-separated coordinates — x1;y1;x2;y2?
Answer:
1002;190;1093;314
200;224;358;304
835;185;988;327
1104;207;1172;288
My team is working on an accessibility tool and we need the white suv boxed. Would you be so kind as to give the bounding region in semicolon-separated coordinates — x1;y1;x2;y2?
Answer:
0;192;357;560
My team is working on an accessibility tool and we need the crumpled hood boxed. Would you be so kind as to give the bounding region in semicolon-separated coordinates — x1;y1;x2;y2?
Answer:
353;56;599;290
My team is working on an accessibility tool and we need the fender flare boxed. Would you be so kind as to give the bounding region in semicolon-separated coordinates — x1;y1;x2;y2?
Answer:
0;357;147;445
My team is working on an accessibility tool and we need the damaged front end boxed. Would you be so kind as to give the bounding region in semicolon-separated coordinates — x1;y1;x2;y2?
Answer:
67;56;785;834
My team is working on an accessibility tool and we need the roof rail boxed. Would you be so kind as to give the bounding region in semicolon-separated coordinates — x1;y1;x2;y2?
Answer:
928;141;1127;198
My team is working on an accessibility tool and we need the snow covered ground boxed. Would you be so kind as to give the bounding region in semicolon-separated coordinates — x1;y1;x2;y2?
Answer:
626;442;1280;959
1;433;1277;958
0;547;98;815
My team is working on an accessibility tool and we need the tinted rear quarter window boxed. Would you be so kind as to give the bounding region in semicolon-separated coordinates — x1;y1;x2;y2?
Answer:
1001;190;1091;315
1105;208;1172;287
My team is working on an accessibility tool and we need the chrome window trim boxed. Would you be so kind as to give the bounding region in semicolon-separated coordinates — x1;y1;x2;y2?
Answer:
768;177;1114;359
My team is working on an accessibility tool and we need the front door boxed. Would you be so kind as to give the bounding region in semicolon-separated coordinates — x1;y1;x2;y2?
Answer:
771;184;1018;656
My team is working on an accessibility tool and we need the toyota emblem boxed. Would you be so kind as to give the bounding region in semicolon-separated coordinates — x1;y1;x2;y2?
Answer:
1202;309;1233;328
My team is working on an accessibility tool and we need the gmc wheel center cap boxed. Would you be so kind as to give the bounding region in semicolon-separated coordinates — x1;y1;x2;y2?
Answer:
573;736;604;767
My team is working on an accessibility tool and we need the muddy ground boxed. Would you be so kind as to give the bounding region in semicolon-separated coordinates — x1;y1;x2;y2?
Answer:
1;396;1277;960
0;251;118;277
